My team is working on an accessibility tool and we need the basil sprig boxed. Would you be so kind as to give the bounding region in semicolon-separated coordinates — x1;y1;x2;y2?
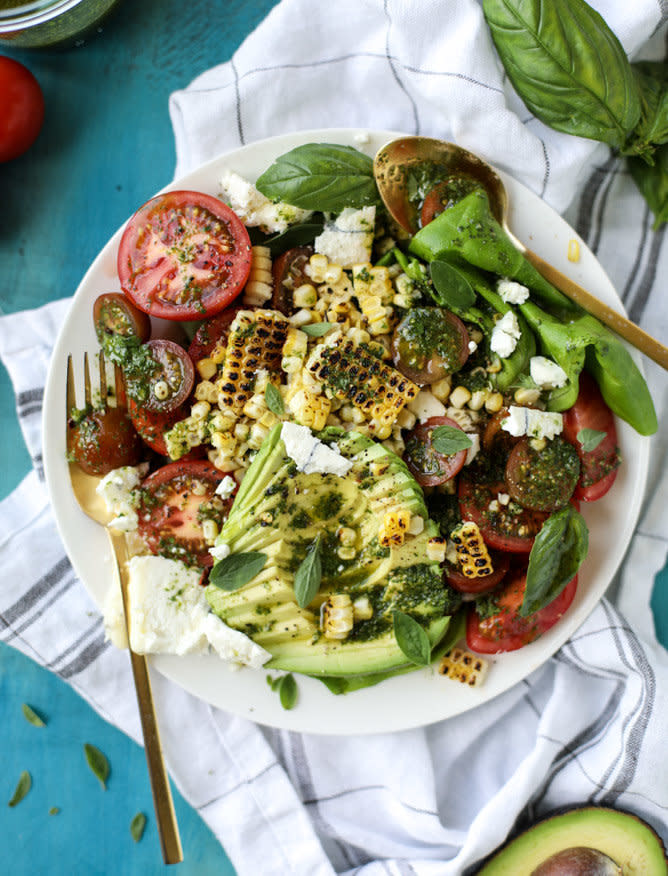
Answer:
84;744;110;790
256;143;381;212
293;535;322;608
392;610;432;666
301;322;334;337
431;425;473;456
210;551;268;592
522;506;589;617
265;382;284;416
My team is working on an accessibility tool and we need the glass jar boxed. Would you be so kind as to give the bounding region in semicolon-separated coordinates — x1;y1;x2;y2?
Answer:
0;0;120;49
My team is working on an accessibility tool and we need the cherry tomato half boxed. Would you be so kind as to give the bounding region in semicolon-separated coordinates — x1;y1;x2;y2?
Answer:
137;461;234;568
128;397;185;456
272;245;314;314
563;373;621;502
392;307;470;385
0;57;44;163
420;177;482;226
139;339;195;413
445;550;510;594
505;437;580;512
466;571;578;654
93;292;151;347
117;190;252;321
67;406;143;476
403;416;469;487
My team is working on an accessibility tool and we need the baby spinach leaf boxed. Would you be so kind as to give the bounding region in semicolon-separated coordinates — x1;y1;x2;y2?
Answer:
577;428;606;452
393;610;431;666
265;220;325;258
482;0;640;149
8;771;31;807
301;321;334;337
431;425;473;455
84;744;110;790
130;812;147;842
293;535;322;608
628;144;668;230
210;552;268;591
256;143;381;212
429;259;477;310
21;703;46;727
278;673;298;710
264;382;284;416
522;506;589;616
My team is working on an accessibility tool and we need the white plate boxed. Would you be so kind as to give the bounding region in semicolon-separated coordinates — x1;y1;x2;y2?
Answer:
43;128;650;734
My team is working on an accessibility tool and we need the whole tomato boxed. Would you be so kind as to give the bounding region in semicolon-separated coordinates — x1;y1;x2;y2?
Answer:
0;56;45;163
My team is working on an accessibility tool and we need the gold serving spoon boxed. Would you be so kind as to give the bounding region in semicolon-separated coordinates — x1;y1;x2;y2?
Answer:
373;136;668;370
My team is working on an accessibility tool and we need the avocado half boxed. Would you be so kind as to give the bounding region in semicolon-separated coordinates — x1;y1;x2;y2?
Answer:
476;807;667;875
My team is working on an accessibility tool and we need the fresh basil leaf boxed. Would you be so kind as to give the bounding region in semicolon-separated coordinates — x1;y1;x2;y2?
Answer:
293;535;322;608
628;143;668;230
625;62;668;160
392;610;431;666
266;674;281;692
8;771;31;807
49;807;60;816
278;673;298;710
256;143;381;212
301;322;334;337
431;425;473;456
22;703;46;727
265;382;284;416
130;812;147;842
483;0;641;149
522;507;589;617
577;428;606;453
210;551;268;592
265;220;325;258
84;744;110;790
429;260;477;310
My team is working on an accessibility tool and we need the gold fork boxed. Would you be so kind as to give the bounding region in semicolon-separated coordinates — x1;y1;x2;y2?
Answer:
66;351;183;865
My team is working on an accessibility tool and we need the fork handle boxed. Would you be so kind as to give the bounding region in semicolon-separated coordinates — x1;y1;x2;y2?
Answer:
108;530;183;865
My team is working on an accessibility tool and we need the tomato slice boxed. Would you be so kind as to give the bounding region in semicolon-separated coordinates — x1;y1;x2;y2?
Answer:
563;373;621;502
420;178;482;226
137;461;234;568
445;550;510;594
128;397;185;456
188;307;240;366
137;339;194;413
272;245;314;314
403;416;469;487
93;292;151;346
505;437;580;512
117;190;252;321
67;406;143;476
392;307;470;385
466;571;578;653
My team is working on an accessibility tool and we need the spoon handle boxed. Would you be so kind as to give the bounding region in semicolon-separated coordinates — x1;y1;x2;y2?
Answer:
524;248;668;371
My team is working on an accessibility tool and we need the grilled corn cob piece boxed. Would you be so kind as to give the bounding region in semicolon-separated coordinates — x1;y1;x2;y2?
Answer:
242;245;273;306
320;593;354;640
438;648;489;687
450;521;494;578
217;309;288;413
378;509;411;547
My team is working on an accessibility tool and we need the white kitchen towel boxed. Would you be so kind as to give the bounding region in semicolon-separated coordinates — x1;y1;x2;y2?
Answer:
2;1;668;874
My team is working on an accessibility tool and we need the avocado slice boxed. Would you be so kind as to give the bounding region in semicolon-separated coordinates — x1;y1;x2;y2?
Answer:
477;807;667;875
206;424;451;677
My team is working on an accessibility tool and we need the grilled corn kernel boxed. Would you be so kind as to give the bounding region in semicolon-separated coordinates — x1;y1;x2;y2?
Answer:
306;253;329;284
438;648;489;687
242;245;273;306
293;284;317;308
514;387;542;405
352;596;373;621
450;521;494;578
485;392;504;413
320;593;354;640
430;376;452;403
427;537;447;563
196;357;218;381
201;519;219;544
449;386;472;409
379;509;411;547
468;389;488;411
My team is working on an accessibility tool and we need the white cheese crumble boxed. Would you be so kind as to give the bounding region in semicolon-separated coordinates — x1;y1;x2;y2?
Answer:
468;340;478;354
502;406;564;440
219;169;312;234
96;464;149;532
529;356;568;389
103;555;270;668
209;542;231;563
281;422;353;476
215;475;237;499
490;311;521;359
497;277;530;305
314;206;376;268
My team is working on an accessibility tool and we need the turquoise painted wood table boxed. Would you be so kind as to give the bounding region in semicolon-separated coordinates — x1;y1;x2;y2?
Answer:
0;1;279;871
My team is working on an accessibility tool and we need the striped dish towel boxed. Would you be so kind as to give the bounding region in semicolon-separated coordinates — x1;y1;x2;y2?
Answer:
2;1;668;873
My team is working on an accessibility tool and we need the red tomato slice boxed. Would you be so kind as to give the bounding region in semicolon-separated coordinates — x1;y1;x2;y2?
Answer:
188;307;240;365
403;416;469;487
563;373;621;502
93;292;151;345
141;339;195;413
392;307;470;385
128;397;185;456
117;190;252;321
137;461;235;568
505;437;580;512
67;407;143;476
445;550;510;594
0;57;44;163
466;571;578;654
272;245;314;314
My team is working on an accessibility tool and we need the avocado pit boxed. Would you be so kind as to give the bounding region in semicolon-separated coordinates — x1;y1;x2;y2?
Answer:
531;847;621;876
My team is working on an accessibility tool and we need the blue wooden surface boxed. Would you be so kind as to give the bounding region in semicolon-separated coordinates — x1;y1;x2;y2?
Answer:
0;1;280;871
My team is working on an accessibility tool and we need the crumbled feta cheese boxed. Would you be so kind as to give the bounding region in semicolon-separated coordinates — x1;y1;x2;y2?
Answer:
464;432;480;466
104;555;271;668
219;169;312;234
314;206;376;268
281;422;353;476
210;542;231;562
497;278;530;305
96;464;149;532
529;356;568;390
502;406;564;440
406;389;447;423
215;475;237;500
468;340;478;354
490;311;521;359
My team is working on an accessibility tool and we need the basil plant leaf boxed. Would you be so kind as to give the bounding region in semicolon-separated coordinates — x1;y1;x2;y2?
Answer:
8;771;31;807
628;143;668;231
256;143;381;212
293;535;322;608
522;507;589;617
429;260;477;310
265;220;325;258
21;703;46;727
278;673;298;710
431;425;473;455
130;812;147;842
577;428;606;453
210;551;268;592
264;382;284;416
392;610;432;666
482;0;641;149
84;744;110;790
301;322;334;337
625;62;668;160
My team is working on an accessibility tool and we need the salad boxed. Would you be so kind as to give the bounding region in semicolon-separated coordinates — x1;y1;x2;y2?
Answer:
67;140;657;699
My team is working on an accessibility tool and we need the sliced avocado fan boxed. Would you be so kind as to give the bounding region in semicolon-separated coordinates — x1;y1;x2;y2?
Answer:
205;424;451;677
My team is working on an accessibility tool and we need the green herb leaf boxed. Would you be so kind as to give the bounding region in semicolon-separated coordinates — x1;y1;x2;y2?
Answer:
429;260;477;310
8;771;31;807
21;703;46;727
256;143;381;212
84;744;110;790
293;535;322;608
265;382;284;416
392;610;431;666
522;506;589;617
266;674;282;692
628;143;668;230
130;812;147;842
278;673;298;710
265;220;325;258
576;428;606;453
482;0;641;149
209;551;268;591
431;425;473;455
625;62;668;161
301;321;334;337
49;807;60;816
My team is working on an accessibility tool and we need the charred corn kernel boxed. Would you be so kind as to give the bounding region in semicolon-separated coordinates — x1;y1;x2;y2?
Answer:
369;419;393;440
568;238;580;262
217;309;288;413
449;386;472;409
293;284;317;308
352;263;393;303
320;593;354;640
337;546;356;560
358;294;392;335
352;596;373;621
289;308;317;328
450;521;494;578
242;245;273;306
379;509;411;547
201;519;219;544
446;407;476;431
242;393;267;420
306;253;329;284
438;648;489;687
427;537;447;563
346;326;371;346
195;380;219;403
370;459;390;477
287;389;331;431
191;401;211;420
396;407;417;430
324;263;343;285
408;515;425;536
485;392;504;413
430;376;452;403
196;358;218;381
210;453;237;473
486;357;502;374
530;437;547;452
514;387;542;405
210;431;237;454
338;527;357;546
468;389;488;411
248;422;270;449
393;273;422;309
259;411;280;429
211;407;237;433
234;422;250;442
445;540;458;565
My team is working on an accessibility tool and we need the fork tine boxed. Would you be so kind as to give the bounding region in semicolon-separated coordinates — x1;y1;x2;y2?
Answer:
98;350;107;409
66;354;76;422
83;352;92;408
114;362;126;409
